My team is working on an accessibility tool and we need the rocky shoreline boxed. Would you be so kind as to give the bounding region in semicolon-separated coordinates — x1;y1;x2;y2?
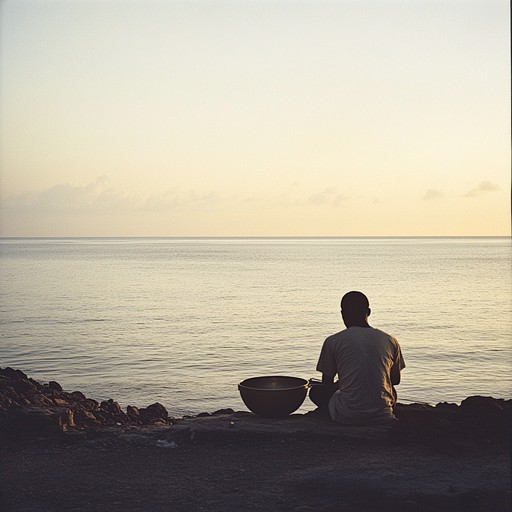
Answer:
1;367;510;511
0;367;177;436
1;366;510;443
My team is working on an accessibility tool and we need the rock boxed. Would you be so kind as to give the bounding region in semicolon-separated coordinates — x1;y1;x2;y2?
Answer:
12;378;38;394
213;408;235;416
0;406;75;438
113;412;129;425
80;398;99;411
126;405;140;422
28;395;55;407
140;402;168;424
48;381;63;391
93;410;115;425
460;395;508;415
0;376;12;390
53;398;70;407
139;402;169;419
0;397;14;410
0;368;176;432
40;386;60;397
74;409;99;427
396;402;434;411
0;386;20;408
100;399;122;415
127;405;139;415
435;402;459;411
1;367;28;381
70;391;87;401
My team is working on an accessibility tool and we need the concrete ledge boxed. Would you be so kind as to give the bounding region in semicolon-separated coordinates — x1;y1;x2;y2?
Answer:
166;411;393;443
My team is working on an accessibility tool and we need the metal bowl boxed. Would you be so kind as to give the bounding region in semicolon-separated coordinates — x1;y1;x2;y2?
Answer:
238;376;309;418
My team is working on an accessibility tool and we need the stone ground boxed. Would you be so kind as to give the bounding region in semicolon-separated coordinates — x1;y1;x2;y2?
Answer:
1;411;510;512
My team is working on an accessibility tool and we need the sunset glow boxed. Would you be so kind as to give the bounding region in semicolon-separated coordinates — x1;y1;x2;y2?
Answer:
1;0;509;237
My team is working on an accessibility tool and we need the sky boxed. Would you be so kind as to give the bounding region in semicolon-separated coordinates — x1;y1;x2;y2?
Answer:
0;0;510;237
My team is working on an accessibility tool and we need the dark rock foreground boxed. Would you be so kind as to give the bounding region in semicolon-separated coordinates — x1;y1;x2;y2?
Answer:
0;366;510;445
0;367;175;437
1;367;510;512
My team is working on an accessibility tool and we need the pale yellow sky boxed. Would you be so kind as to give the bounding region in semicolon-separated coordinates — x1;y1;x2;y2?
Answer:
0;0;510;236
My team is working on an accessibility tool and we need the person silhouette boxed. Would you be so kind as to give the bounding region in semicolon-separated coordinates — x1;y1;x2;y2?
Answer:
310;291;405;424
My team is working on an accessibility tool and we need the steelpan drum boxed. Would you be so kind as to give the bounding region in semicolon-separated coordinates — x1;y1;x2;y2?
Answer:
238;376;309;418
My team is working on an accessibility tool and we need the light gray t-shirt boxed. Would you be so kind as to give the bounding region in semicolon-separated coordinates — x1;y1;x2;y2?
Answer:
316;326;405;424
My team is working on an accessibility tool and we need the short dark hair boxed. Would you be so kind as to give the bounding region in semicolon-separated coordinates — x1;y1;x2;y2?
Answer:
341;291;369;313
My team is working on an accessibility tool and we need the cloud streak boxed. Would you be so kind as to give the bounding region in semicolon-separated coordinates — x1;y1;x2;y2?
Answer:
464;181;500;198
3;178;352;220
3;177;221;215
266;186;349;208
307;188;348;207
422;189;444;201
4;177;135;215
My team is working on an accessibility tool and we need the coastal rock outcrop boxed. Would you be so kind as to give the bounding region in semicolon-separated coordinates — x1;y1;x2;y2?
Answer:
1;367;510;447
1;368;509;512
0;367;175;438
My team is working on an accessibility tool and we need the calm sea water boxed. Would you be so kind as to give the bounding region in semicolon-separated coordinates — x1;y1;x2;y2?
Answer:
1;237;510;416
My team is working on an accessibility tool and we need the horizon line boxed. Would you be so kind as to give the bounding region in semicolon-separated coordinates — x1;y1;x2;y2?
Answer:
1;235;510;240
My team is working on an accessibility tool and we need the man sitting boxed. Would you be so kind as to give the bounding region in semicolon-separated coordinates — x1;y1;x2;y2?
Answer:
310;291;405;424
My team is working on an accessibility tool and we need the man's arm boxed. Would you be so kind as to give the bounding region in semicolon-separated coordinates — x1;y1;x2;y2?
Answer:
391;341;405;386
390;364;401;386
322;373;335;386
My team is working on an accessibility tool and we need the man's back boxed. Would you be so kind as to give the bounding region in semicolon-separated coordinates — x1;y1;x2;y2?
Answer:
317;326;405;424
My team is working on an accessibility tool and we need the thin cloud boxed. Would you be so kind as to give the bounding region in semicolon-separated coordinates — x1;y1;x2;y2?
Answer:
4;179;352;219
264;186;349;208
3;177;221;215
142;189;220;212
308;188;348;207
3;177;136;215
422;189;444;201
464;181;500;198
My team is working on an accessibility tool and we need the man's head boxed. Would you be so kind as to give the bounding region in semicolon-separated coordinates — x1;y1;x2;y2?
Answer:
340;291;371;327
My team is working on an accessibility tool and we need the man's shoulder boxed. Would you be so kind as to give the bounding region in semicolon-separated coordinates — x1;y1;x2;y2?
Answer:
324;328;359;346
327;327;399;344
376;327;400;339
325;329;348;342
370;329;403;354
372;327;396;338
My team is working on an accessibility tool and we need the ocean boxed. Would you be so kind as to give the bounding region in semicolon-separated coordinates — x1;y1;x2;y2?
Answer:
1;237;510;416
